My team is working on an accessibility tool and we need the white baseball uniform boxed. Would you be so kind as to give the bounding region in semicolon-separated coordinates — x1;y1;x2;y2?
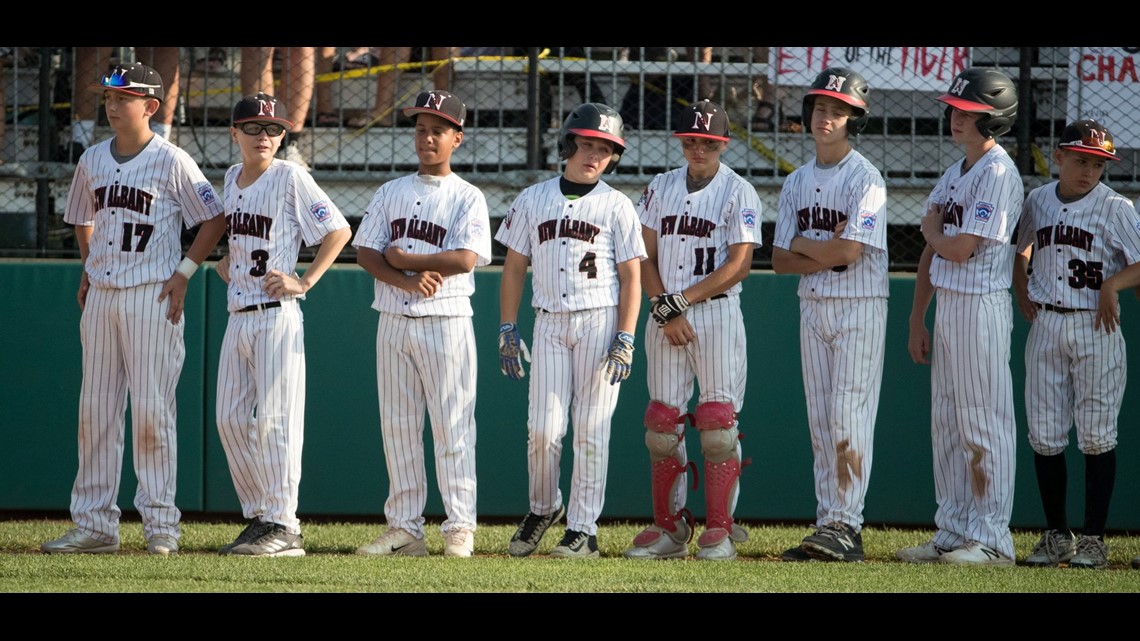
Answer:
216;158;349;536
1017;181;1140;456
924;144;1024;559
637;162;760;524
773;148;888;533
495;176;647;536
353;172;491;539
63;134;224;545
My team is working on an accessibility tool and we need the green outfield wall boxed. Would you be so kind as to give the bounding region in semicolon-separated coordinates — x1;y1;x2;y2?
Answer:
3;260;1138;530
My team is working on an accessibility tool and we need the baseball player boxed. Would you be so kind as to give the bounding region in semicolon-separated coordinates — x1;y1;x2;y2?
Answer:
354;90;491;558
898;67;1023;566
496;102;646;559
214;93;351;557
41;62;226;556
1013;120;1140;569
624;100;760;562
771;68;888;563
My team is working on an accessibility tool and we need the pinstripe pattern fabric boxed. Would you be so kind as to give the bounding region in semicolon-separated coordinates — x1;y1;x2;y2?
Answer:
1017;182;1140;309
773;149;889;299
636;161;759;524
495;177;645;312
216;302;306;533
74;282;185;544
376;314;478;537
799;297;887;531
772;148;888;535
354;173;492;317
355;170;489;538
64;134;222;545
927;145;1023;294
528;307;620;535
214;159;348;536
929;289;1017;559
64;136;223;289
221;159;350;312
1017;181;1139;459
1024;309;1126;455
644;296;747;512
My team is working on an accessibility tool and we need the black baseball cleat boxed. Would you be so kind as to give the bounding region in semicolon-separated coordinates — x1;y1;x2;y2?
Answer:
780;545;813;562
550;529;599;558
800;522;865;562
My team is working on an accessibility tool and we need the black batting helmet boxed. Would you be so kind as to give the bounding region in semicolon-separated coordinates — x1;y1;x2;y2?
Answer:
937;67;1018;138
802;67;870;137
558;103;625;173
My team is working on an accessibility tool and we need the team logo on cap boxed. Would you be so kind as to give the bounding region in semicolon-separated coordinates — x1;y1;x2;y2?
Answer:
950;77;970;97
974;201;994;222
692;110;713;132
825;75;847;92
424;92;446;110
258;100;277;118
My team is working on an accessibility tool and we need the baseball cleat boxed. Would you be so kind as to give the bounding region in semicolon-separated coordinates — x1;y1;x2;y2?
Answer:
1024;529;1076;567
780;546;814;562
357;527;427;557
1132;555;1140;570
801;522;864;562
550;529;599;558
1068;535;1109;569
219;518;267;555
508;506;565;557
896;539;953;563
147;534;179;556
939;540;1014;566
40;528;119;554
228;523;305;557
443;528;475;558
623;521;691;560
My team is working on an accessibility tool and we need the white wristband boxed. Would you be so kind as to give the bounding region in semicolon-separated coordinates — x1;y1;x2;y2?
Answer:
176;257;199;280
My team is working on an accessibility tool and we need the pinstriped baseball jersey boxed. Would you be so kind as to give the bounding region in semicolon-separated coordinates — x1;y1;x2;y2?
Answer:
354;173;492;317
222;159;350;313
636;163;760;295
927;145;1024;294
773;149;889;299
65;135;223;288
495;176;646;312
1017;181;1140;309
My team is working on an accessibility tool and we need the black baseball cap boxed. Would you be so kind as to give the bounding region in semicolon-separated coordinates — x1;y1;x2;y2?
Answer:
231;92;295;129
90;62;164;102
402;90;466;130
1058;119;1119;160
673;100;730;141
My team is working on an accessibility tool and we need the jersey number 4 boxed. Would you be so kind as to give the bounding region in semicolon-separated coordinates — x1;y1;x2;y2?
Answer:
120;222;154;252
1068;258;1103;290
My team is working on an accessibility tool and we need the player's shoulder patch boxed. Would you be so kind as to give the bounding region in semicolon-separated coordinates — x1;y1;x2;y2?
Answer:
974;201;994;223
504;206;515;229
741;208;757;229
310;201;332;223
858;209;877;231
470;215;485;239
197;184;217;206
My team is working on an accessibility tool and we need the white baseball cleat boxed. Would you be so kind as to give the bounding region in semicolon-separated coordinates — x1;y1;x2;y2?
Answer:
443;528;475;558
896;539;953;563
623;521;691;560
357;527;427;557
147;534;179;556
939;540;1014;566
41;528;119;554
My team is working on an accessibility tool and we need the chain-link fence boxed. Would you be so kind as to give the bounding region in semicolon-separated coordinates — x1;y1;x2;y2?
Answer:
2;46;1138;269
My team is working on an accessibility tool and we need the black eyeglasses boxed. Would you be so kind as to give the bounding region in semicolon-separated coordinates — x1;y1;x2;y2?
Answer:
239;122;286;137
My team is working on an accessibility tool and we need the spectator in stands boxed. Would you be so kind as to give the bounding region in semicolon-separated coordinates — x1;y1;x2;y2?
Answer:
617;47;713;130
69;47;181;160
347;47;459;129
528;47;612;130
240;47;315;170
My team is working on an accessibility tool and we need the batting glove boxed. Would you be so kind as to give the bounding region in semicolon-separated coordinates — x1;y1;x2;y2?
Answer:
498;322;531;381
650;293;690;327
601;331;636;385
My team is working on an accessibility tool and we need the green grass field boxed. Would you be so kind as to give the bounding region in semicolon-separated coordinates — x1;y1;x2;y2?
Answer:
2;518;1139;593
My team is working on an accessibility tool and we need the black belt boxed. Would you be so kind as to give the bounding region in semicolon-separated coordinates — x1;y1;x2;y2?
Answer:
706;293;728;302
237;301;282;313
1037;303;1085;314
